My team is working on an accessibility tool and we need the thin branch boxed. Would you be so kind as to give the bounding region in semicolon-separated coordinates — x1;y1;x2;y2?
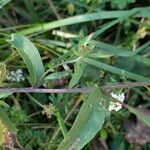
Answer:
47;0;61;20
50;97;82;142
0;82;149;93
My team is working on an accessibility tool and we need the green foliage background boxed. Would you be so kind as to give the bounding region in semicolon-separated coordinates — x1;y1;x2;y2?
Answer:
0;0;150;149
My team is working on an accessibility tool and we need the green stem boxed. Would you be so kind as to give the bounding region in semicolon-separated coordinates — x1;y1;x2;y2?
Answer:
55;108;68;137
26;94;44;108
23;0;41;23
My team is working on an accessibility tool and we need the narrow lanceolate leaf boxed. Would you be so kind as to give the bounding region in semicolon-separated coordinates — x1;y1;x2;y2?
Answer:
128;107;150;127
90;41;150;66
18;7;150;35
88;51;112;58
69;62;83;88
23;0;41;23
57;87;109;150
82;57;150;81
7;34;45;87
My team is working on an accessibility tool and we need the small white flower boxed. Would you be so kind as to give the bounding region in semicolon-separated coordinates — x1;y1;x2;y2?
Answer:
16;69;23;74
111;93;125;102
108;92;125;112
6;69;25;82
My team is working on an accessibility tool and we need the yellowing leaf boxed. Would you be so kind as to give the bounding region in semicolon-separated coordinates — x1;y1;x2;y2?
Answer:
0;119;7;145
0;62;7;87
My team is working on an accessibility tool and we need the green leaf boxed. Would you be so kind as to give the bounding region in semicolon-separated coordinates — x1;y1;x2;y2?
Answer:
91;40;150;58
88;51;112;58
0;107;17;133
69;62;83;88
0;119;5;145
82;57;150;81
18;7;150;35
0;62;7;86
67;3;75;15
45;71;70;81
134;55;150;67
0;0;11;9
23;0;41;23
7;34;45;87
57;87;109;150
0;92;11;108
128;107;150;127
111;0;135;9
0;100;9;107
92;19;121;39
91;41;150;67
91;41;131;57
0;92;12;99
0;131;4;145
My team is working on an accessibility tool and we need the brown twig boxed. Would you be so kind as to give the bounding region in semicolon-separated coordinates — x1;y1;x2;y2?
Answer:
0;82;149;93
50;97;82;142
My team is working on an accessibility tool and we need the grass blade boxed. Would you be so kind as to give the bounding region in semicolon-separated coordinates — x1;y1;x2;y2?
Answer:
0;0;11;9
131;41;150;56
134;55;150;67
55;108;68;137
82;57;150;81
91;40;131;57
18;7;150;35
23;0;41;23
128;107;150;127
91;41;150;66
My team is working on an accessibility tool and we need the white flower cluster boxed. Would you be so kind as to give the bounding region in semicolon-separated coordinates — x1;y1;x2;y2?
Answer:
108;92;125;111
6;69;25;82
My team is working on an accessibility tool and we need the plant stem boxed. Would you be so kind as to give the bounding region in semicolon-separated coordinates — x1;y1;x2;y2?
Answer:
55;108;68;137
50;97;82;142
0;82;149;93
